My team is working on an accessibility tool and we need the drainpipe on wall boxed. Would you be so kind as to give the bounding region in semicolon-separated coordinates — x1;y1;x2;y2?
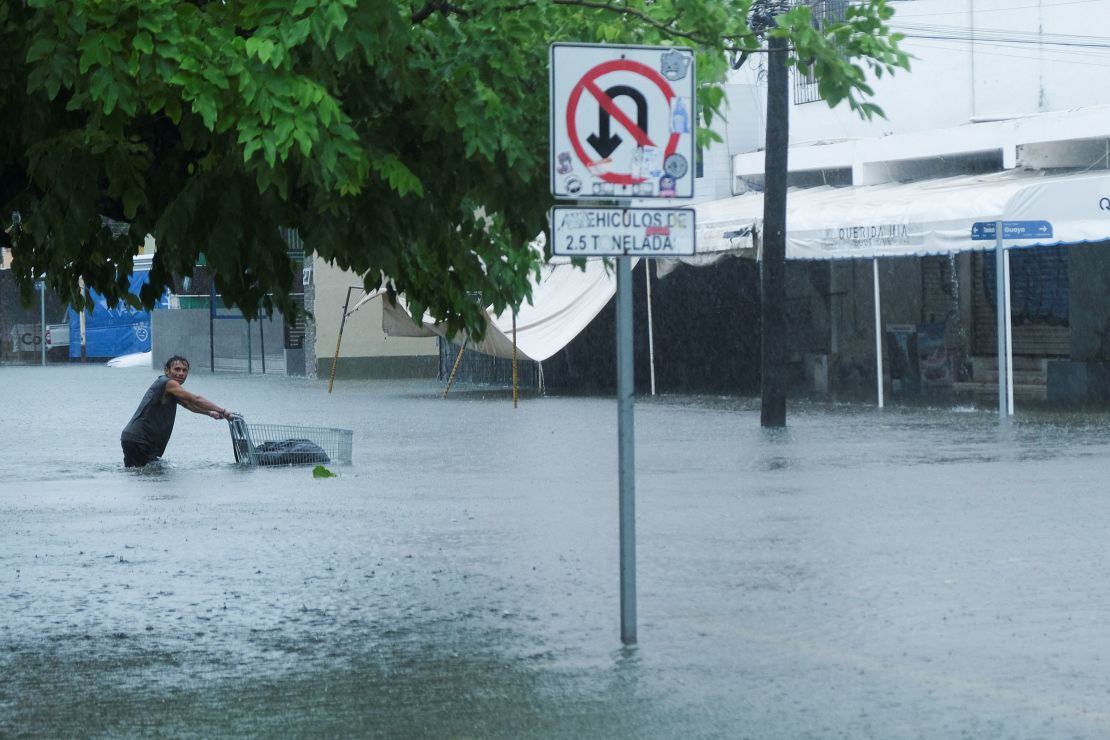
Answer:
303;255;317;379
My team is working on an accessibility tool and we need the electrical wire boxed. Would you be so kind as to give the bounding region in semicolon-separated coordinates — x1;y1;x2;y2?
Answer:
899;30;1110;50
892;0;1106;19
905;38;1110;67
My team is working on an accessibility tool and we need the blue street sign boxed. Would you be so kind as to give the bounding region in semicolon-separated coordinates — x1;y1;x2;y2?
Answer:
970;220;1053;241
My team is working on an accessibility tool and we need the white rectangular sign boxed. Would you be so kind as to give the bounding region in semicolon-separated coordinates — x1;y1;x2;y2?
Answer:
551;207;696;257
550;43;696;200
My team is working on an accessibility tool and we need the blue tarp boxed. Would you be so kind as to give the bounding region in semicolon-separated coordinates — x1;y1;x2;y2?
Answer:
67;271;169;358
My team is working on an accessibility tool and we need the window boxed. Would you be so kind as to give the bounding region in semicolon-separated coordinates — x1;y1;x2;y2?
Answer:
793;0;849;106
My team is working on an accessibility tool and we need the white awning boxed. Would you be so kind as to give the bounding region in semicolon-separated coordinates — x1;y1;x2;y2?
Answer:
380;258;623;362
694;169;1110;260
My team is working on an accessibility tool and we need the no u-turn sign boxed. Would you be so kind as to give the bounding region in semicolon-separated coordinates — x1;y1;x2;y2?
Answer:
551;43;696;201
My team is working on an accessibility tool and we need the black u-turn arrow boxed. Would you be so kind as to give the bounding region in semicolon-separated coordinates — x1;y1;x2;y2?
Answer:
587;85;648;159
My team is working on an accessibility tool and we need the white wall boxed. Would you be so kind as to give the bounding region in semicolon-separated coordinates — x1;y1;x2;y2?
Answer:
726;0;1110;149
310;259;437;368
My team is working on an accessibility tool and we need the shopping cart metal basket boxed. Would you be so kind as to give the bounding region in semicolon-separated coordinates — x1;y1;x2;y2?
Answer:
228;414;353;466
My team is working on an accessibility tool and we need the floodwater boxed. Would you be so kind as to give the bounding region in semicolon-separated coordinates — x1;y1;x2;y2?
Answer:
3;364;1110;738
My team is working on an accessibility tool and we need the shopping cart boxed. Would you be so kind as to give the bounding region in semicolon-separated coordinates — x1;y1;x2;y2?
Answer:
228;413;353;466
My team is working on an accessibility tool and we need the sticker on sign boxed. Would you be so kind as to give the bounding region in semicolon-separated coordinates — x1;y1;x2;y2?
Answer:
551;207;696;257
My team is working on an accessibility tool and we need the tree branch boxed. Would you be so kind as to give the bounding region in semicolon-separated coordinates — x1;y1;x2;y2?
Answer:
552;0;706;43
411;1;471;24
411;1;438;23
416;0;762;52
551;0;756;47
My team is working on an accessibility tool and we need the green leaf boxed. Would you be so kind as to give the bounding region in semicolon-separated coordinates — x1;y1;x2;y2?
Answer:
192;97;219;130
293;128;313;158
164;98;182;123
133;31;154;54
246;37;274;63
312;465;337;478
26;36;55;63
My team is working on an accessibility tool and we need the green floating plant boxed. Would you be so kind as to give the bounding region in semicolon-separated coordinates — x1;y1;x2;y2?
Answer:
312;465;337;479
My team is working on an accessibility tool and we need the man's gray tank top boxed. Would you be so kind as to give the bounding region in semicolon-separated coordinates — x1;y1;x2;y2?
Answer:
120;376;178;456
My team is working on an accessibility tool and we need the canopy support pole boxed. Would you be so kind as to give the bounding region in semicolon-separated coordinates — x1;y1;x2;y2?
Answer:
995;222;1009;419
327;286;362;394
645;260;657;396
443;338;469;399
873;258;884;408
1004;249;1015;416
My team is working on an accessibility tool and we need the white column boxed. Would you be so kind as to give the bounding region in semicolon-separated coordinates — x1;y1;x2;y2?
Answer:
1004;248;1015;416
873;258;884;408
994;222;1008;419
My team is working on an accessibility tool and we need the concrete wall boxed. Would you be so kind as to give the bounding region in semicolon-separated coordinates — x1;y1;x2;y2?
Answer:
309;259;438;379
152;308;289;374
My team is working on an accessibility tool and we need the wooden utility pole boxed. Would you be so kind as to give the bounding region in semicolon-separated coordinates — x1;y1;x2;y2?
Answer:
760;34;789;427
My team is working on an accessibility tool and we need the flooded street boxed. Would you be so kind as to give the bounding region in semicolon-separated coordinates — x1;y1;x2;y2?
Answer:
3;364;1110;738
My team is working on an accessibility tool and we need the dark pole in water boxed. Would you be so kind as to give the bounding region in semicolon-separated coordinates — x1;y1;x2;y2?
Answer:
761;33;789;428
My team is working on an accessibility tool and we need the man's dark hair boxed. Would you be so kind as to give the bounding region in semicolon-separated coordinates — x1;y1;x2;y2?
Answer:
164;355;190;371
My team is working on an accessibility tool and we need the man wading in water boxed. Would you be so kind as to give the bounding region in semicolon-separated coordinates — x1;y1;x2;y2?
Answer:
121;355;233;468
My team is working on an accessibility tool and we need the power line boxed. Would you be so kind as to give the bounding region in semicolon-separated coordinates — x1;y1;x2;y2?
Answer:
905;38;1110;68
893;0;1106;19
901;32;1110;50
899;25;1110;46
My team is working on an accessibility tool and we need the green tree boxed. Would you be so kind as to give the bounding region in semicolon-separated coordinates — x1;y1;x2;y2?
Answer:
0;0;907;338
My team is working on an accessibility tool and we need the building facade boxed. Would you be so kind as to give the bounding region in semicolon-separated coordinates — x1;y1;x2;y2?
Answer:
714;0;1110;403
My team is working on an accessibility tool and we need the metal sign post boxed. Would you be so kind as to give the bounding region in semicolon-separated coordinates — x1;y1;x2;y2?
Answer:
551;42;697;645
971;220;1055;418
615;254;636;644
994;223;1008;419
37;280;46;367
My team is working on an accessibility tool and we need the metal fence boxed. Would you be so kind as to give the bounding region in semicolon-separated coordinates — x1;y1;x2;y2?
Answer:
153;295;302;375
438;337;542;390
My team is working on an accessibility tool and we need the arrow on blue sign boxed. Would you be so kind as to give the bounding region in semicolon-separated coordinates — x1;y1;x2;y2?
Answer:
971;220;1053;241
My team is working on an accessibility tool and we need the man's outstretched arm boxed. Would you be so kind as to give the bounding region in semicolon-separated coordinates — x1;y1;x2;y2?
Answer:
165;380;232;420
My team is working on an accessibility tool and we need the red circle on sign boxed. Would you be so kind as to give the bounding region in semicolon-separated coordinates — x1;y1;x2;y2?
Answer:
565;59;682;186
